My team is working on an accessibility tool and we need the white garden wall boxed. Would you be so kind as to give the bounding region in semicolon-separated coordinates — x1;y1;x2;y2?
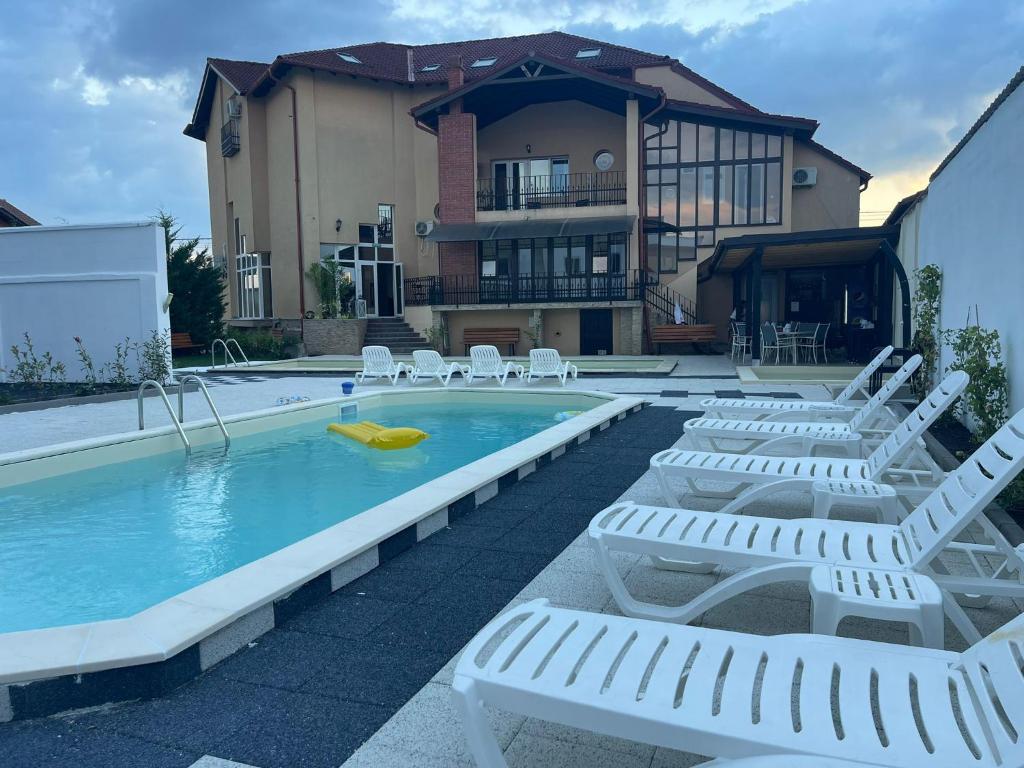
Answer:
0;222;169;382
918;80;1024;411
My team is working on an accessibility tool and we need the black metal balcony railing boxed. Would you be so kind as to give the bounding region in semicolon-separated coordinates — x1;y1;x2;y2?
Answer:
405;271;646;307
221;120;240;157
477;171;627;212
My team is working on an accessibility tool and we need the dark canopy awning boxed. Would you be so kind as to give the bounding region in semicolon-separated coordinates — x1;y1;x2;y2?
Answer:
424;215;636;242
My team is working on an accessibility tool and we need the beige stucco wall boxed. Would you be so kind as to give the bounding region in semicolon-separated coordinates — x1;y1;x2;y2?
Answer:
633;66;736;108
790;140;862;231
476;101;627;180
445;309;534;355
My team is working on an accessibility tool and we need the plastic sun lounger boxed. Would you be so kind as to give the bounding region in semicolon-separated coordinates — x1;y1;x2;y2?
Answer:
407;349;469;386
590;408;1024;645
525;348;578;386
685;355;921;458
651;371;967;511
453;596;1024;768
700;345;895;422
465;345;525;387
355;345;406;385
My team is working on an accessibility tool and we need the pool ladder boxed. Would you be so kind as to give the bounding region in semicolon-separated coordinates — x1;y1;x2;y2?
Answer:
137;376;231;456
211;338;250;369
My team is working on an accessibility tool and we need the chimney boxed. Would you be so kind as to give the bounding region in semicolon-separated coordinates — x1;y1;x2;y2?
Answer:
447;55;465;91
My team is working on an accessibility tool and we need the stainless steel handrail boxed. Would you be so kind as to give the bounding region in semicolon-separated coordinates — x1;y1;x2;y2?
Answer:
225;338;250;366
211;339;237;369
138;380;191;455
176;375;231;449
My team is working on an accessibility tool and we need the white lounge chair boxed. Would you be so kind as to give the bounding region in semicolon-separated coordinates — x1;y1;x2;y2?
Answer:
591;408;1024;643
407;349;468;386
652;371;966;510
525;348;578;386
453;596;1024;768
465;345;524;386
701;345;895;422
685;354;921;457
354;345;406;385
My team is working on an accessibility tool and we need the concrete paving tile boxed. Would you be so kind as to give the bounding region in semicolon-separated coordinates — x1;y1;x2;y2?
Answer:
650;746;713;767
341;742;474;767
188;757;260;768
622;562;719;608
519;717;656;761
370;682;525;764
548;541;640;577
503;731;650;768
515;567;611;611
700;593;810;635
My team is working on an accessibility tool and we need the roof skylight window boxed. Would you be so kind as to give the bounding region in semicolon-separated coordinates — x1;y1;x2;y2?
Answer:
421;64;441;72
575;48;601;59
337;53;362;64
470;57;498;68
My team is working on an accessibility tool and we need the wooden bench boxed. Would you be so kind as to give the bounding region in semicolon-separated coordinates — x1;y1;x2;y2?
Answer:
464;327;520;355
171;332;201;353
651;324;718;352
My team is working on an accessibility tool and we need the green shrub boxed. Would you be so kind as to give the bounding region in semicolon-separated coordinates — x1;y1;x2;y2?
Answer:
225;328;284;360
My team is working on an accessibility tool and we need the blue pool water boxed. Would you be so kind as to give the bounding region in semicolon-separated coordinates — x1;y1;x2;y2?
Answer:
0;401;583;633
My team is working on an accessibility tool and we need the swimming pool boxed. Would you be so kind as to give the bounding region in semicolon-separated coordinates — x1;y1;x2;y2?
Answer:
0;388;642;712
0;400;579;633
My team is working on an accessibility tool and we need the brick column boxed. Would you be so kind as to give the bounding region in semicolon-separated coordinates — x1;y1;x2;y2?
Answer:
437;111;477;279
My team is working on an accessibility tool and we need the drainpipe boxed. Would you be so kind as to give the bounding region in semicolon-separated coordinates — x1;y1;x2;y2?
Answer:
269;71;307;336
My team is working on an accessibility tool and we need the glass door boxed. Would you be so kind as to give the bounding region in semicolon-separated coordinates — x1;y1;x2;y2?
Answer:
359;263;377;317
394;263;404;317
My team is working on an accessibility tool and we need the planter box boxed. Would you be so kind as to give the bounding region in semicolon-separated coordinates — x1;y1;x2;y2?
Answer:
303;319;366;355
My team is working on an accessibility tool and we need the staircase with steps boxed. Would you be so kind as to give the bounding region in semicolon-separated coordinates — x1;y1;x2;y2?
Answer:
362;317;429;353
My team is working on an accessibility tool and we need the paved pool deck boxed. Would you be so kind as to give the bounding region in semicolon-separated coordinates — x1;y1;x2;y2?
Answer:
4;354;1017;767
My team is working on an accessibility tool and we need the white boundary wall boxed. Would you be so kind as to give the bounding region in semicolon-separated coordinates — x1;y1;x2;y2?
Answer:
0;222;169;382
917;81;1024;412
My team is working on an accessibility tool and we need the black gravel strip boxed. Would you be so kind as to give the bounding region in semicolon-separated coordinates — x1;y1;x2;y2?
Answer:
0;408;698;768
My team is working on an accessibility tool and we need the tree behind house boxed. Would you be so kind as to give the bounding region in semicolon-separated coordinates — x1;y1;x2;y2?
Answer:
157;211;225;349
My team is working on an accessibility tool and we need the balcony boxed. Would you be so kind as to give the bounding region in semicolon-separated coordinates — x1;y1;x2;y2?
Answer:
405;271;645;307
477;171;626;212
221;120;240;157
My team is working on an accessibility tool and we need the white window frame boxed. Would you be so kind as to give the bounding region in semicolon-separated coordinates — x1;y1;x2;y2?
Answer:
235;252;272;319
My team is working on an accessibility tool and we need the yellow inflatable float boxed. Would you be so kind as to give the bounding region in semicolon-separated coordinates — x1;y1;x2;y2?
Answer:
327;421;429;450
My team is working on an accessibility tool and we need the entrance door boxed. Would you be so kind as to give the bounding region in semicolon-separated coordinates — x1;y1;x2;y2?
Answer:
377;263;396;317
580;309;613;355
359;264;376;317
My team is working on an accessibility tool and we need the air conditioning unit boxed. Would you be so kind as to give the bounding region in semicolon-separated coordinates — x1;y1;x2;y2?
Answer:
226;96;242;119
792;167;817;187
414;220;434;237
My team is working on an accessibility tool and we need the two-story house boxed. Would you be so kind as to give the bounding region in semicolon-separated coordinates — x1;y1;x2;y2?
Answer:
185;32;870;355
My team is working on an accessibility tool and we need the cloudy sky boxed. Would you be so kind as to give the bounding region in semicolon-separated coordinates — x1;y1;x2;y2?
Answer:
2;0;1021;240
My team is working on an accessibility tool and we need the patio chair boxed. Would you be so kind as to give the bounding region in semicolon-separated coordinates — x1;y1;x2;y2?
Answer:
730;321;750;362
465;345;525;386
453;592;1024;768
525;348;578;386
759;322;795;365
407;349;469;386
684;354;921;457
797;322;830;364
651;370;966;509
354;345;406;385
591;406;1024;642
700;345;894;421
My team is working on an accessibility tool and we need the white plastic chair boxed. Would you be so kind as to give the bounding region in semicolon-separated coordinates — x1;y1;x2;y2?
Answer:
591;407;1024;644
407;349;468;386
453;596;1024;768
685;354;921;457
652;370;967;509
525;349;578;386
354;345;405;385
701;345;895;421
465;345;524;386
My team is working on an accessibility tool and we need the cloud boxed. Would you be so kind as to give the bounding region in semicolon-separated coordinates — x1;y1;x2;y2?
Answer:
0;0;1021;240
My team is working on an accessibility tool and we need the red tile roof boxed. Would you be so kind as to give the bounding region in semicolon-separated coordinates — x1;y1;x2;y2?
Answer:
0;199;40;226
208;58;269;95
272;31;672;87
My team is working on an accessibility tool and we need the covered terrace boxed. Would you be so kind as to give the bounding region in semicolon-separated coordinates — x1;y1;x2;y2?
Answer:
697;226;910;364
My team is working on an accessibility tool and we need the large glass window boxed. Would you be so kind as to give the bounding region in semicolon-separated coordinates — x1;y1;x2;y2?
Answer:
643;118;783;273
478;234;628;297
